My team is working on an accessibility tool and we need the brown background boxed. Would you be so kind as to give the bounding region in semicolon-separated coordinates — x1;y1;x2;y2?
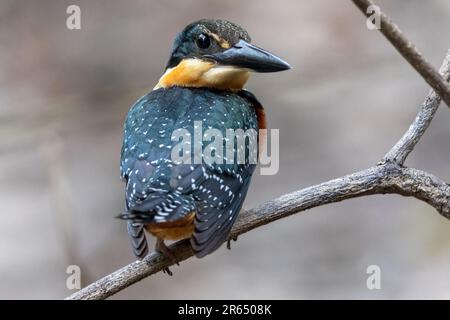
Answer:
1;0;450;299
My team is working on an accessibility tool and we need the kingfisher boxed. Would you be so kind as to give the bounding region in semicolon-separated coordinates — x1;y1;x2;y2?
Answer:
119;19;290;272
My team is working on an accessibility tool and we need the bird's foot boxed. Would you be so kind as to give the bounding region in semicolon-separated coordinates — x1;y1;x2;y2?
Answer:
162;267;173;276
155;239;179;276
227;234;238;250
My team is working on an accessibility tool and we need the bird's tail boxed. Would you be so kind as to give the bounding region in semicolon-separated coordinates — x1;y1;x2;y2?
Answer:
121;197;149;260
126;221;148;260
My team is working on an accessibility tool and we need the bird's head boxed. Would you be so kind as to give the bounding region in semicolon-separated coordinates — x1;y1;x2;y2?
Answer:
154;19;290;91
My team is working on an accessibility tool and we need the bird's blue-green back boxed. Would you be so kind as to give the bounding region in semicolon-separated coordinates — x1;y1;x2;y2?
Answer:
120;86;260;257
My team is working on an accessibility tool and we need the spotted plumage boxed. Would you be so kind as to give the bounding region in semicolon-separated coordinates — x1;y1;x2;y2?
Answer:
119;19;290;262
121;87;259;257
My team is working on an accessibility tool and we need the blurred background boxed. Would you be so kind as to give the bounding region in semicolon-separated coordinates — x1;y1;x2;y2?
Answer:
1;0;450;299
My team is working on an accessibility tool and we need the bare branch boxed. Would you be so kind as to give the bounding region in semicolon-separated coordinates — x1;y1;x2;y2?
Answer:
65;3;450;300
352;0;450;109
232;165;450;236
384;50;450;164
67;162;450;300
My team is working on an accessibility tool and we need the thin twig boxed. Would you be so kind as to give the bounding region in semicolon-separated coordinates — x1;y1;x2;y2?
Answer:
352;0;450;109
384;50;450;163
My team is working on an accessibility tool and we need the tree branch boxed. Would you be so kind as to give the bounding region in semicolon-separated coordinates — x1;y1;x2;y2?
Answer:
68;162;450;300
67;164;450;300
384;50;450;163
66;165;450;300
352;0;450;109
66;4;450;300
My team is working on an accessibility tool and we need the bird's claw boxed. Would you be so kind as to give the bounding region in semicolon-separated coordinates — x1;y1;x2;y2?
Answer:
155;239;180;276
162;267;173;276
227;235;238;250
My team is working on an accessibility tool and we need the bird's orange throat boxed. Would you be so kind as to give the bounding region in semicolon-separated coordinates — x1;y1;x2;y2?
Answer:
154;58;250;91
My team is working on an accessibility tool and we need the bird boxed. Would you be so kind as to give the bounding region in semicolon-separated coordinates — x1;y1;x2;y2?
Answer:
119;19;290;273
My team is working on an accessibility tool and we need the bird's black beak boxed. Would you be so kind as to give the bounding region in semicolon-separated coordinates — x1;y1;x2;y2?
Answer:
207;39;291;73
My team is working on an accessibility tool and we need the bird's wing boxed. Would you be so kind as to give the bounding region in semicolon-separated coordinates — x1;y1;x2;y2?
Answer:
120;89;197;223
191;164;255;257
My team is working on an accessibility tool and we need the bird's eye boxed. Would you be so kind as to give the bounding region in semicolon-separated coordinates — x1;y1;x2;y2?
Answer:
196;33;211;49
